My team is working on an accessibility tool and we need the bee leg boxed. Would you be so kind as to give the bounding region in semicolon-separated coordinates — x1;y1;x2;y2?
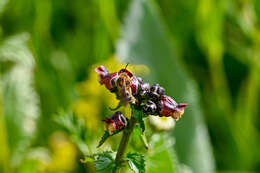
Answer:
109;102;122;111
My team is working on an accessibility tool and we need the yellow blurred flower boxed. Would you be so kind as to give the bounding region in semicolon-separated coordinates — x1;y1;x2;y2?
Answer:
74;99;100;131
44;132;77;172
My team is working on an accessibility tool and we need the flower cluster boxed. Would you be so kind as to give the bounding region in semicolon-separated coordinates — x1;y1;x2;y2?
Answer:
95;65;187;132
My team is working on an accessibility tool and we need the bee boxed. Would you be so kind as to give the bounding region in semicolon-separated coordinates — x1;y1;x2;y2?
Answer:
115;64;137;106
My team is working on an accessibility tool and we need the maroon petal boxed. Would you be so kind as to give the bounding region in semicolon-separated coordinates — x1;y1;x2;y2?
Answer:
95;65;109;76
102;117;114;124
178;103;187;110
95;65;119;91
130;76;141;95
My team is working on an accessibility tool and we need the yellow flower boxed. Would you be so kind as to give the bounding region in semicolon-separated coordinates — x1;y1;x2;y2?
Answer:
45;132;77;172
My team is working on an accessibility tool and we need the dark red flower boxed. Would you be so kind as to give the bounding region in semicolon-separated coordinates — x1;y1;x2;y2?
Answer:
129;76;141;96
95;65;118;91
158;96;187;120
143;100;157;115
150;84;165;100
138;83;150;99
103;111;128;134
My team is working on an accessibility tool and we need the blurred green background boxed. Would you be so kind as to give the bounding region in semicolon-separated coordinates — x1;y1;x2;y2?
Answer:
0;0;259;172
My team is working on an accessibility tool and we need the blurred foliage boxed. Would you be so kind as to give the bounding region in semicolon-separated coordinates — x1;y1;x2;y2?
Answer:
0;0;260;172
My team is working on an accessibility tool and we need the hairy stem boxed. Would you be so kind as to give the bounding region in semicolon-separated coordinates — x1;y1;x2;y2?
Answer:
114;116;136;172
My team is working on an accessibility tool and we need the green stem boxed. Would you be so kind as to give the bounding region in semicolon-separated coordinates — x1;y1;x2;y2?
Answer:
114;116;136;172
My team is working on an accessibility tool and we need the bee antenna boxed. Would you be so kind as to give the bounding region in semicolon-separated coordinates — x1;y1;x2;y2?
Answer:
125;63;129;70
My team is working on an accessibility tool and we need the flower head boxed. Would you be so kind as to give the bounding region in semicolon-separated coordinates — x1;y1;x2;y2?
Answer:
158;96;187;120
95;65;118;91
103;111;128;134
143;100;157;115
150;84;165;100
130;76;142;96
138;83;150;99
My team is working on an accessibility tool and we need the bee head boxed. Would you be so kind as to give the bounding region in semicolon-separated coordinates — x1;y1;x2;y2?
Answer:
119;64;133;78
116;73;131;88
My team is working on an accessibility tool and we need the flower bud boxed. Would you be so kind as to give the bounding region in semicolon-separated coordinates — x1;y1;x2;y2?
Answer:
130;76;142;96
137;77;143;84
138;83;150;99
95;65;118;92
158;96;187;120
143;100;157;115
103;111;128;134
150;84;165;100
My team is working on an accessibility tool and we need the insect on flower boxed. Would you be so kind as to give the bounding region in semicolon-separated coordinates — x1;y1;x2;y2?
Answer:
115;64;137;106
95;64;187;120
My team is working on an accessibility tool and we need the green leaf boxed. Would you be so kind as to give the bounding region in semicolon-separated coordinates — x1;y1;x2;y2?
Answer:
139;132;149;150
132;125;149;150
132;107;145;132
80;156;94;163
117;0;215;172
94;152;116;173
126;152;145;173
97;131;110;148
138;118;145;133
97;128;125;148
131;107;149;149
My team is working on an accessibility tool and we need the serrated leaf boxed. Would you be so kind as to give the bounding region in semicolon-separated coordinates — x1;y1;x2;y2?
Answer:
126;152;145;173
94;152;116;173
